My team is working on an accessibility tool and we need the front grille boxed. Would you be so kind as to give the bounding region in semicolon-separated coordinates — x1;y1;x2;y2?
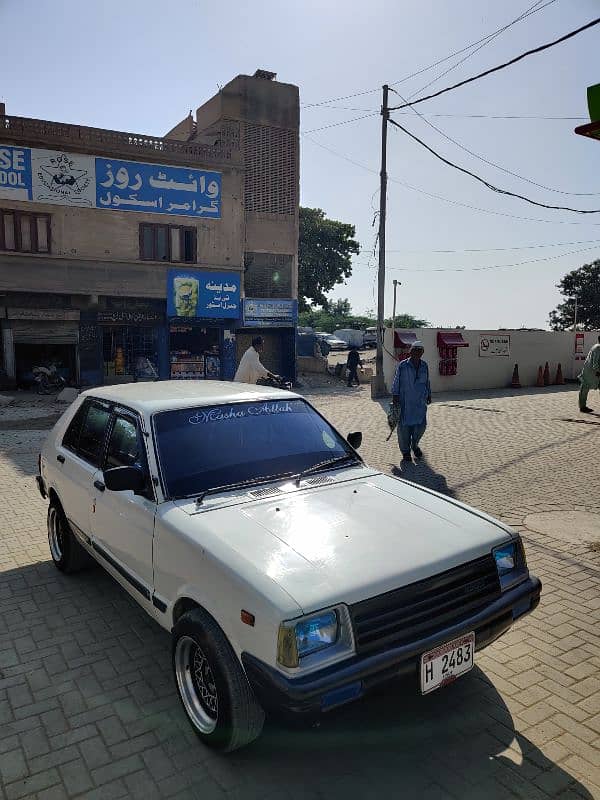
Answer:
350;555;501;655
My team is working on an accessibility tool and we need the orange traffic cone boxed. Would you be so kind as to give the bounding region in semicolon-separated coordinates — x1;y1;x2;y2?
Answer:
536;366;544;387
554;363;565;385
543;362;550;386
511;363;521;388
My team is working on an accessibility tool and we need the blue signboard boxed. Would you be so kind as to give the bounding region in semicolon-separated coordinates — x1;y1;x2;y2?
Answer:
0;146;32;200
167;270;240;319
243;298;298;327
95;157;221;218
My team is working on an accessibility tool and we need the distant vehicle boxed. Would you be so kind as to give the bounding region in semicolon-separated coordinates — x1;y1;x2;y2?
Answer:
322;335;347;351
334;329;365;349
363;327;377;348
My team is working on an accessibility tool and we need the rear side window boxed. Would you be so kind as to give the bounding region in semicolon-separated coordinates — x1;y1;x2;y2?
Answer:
77;402;112;466
62;401;89;452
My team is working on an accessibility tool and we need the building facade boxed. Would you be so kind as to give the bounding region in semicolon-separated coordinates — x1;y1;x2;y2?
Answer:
0;70;299;388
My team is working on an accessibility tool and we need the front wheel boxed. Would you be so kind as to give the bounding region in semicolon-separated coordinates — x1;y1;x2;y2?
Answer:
172;608;265;752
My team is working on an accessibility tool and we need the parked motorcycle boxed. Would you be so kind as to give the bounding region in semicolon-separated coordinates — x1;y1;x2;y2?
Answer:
32;365;67;395
256;374;293;391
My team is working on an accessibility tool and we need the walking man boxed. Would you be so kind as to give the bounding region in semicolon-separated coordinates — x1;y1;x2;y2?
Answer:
392;341;431;462
346;346;362;387
579;334;600;413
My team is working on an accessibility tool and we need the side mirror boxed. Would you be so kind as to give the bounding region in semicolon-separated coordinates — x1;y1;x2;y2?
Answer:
347;431;362;450
104;465;146;493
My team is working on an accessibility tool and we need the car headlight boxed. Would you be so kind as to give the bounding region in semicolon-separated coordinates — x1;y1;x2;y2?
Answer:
493;539;528;590
277;606;355;669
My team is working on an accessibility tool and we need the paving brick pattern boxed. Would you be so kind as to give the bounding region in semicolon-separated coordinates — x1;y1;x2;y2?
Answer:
0;386;598;799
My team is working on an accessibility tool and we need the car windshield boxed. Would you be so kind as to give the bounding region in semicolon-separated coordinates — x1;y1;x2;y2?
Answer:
153;398;357;499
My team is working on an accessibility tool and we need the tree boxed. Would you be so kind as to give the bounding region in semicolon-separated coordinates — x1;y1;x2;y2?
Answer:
549;259;600;330
298;207;360;310
384;313;430;328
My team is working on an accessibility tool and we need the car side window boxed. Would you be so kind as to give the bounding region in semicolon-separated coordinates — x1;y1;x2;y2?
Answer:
77;402;112;467
106;416;142;469
62;400;90;453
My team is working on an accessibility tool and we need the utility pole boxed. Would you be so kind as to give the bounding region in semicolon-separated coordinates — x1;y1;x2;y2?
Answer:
391;279;400;348
372;84;389;398
573;297;578;331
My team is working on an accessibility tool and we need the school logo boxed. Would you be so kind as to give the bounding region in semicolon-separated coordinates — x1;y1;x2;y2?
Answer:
31;149;95;206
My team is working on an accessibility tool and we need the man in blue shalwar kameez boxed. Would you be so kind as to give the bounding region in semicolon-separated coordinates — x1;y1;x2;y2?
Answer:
391;341;431;463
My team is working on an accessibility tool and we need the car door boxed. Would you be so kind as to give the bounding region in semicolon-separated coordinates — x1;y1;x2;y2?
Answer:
90;407;156;598
55;398;112;538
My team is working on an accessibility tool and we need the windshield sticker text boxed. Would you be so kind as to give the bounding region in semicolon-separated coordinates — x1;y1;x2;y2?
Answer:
189;402;294;425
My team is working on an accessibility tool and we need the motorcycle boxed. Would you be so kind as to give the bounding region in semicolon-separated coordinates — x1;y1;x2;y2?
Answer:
256;374;293;391
32;365;67;395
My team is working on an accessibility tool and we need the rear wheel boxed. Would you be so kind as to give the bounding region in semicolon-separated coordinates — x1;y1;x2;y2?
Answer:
47;502;92;573
172;608;265;752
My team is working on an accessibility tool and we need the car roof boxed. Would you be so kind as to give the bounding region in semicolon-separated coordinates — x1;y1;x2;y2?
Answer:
81;380;301;415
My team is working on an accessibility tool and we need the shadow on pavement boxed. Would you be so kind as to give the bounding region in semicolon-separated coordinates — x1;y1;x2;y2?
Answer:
391;458;456;498
0;560;592;799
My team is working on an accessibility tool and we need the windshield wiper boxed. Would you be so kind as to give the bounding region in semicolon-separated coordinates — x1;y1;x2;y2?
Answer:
190;472;295;506
295;453;359;487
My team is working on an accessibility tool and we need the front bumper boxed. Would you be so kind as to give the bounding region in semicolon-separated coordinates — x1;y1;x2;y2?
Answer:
242;574;541;718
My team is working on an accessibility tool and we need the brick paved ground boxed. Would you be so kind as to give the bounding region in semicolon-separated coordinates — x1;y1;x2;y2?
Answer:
0;386;599;799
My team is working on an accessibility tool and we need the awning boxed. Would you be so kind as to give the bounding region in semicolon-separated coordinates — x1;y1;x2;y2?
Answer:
437;331;469;347
394;331;418;348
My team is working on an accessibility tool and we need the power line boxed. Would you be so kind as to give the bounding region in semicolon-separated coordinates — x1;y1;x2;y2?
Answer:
387;244;600;272
301;112;379;134
385;238;600;254
300;0;559;109
302;105;586;119
302;134;600;226
388;17;600;111
405;0;555;100
388;88;599;196
389;117;600;213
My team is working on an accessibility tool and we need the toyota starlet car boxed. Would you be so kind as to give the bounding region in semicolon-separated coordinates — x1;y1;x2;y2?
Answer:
37;381;541;751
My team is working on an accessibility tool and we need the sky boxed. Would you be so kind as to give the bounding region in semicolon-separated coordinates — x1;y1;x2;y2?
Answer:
1;0;599;329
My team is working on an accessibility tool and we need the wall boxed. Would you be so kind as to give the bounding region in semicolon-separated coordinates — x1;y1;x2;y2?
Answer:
383;328;600;394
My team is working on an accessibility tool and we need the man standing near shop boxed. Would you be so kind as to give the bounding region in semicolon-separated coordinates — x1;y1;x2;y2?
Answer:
346;346;362;387
234;336;278;385
579;334;600;413
392;341;431;463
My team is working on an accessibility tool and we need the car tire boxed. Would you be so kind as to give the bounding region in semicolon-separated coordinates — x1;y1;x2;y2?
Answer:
172;608;265;752
47;501;92;573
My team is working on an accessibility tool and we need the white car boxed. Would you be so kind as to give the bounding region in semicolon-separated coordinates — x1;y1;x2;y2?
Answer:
37;381;541;752
322;335;347;351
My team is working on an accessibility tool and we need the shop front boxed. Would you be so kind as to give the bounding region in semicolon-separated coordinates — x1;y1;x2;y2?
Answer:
237;298;298;380
167;268;241;380
97;307;167;384
2;308;80;388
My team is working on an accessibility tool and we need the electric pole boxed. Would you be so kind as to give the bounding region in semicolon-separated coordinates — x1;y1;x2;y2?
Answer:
372;84;389;399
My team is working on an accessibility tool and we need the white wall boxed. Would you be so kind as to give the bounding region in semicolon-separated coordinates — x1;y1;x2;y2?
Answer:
383;328;600;394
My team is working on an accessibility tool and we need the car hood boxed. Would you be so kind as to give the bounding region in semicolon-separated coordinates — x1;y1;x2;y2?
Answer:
176;472;513;614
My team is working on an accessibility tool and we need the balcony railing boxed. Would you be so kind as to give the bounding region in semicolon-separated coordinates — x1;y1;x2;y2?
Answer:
0;115;240;166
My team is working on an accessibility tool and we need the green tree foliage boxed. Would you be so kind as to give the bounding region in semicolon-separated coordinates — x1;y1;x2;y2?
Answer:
298;207;360;310
298;302;429;333
549;259;600;330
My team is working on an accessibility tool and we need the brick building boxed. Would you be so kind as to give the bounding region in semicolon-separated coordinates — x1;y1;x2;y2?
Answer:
0;70;299;388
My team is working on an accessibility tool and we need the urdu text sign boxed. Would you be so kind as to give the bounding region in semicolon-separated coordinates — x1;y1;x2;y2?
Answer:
479;335;510;357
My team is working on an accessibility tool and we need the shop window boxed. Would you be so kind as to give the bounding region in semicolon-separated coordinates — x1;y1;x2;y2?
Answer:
103;326;159;381
169;324;220;380
0;210;51;253
139;223;196;263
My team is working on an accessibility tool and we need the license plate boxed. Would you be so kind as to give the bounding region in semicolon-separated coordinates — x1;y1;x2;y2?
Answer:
420;632;475;694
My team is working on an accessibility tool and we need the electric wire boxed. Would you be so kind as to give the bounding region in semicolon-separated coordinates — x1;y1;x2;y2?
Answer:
388;18;600;111
388;118;600;213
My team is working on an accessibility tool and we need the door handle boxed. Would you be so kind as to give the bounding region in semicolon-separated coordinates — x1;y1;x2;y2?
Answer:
93;480;105;492
57;454;65;464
